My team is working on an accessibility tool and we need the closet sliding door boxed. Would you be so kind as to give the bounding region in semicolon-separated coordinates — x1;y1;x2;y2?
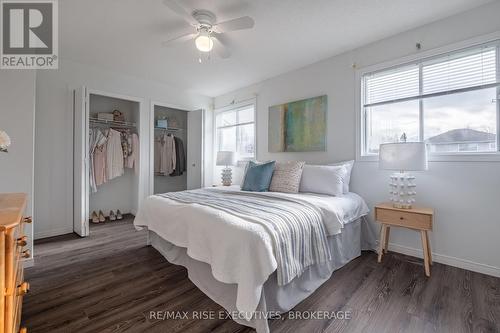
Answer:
73;86;90;237
187;109;204;189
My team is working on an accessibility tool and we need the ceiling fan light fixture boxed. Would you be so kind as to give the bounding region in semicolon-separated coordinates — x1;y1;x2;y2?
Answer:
195;31;213;52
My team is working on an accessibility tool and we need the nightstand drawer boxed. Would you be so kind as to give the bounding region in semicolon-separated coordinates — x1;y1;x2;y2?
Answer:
375;208;432;230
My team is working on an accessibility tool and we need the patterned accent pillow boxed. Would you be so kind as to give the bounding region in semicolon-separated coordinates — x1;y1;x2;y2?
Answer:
269;161;306;193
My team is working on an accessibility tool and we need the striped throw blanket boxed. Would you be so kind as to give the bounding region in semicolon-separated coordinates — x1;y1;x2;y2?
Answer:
158;188;332;285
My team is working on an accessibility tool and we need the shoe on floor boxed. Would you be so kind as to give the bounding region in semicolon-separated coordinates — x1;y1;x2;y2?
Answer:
109;210;116;221
91;211;100;224
116;209;123;220
98;210;106;222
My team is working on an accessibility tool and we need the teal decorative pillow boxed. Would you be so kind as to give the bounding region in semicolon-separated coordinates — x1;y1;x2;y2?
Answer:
241;161;276;192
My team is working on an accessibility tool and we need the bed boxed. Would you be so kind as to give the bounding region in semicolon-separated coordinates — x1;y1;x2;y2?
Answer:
134;186;377;333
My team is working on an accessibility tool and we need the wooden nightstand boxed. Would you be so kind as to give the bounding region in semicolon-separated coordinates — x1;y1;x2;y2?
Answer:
375;203;434;277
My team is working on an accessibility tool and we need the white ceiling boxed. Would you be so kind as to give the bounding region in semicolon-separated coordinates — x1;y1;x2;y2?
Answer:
60;0;495;97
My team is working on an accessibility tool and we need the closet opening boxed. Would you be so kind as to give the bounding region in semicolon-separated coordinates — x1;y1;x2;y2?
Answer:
74;88;145;237
153;105;189;194
149;102;204;196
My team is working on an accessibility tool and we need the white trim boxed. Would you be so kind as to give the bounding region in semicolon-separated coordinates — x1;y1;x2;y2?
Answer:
496;44;500;152
356;31;500;162
358;152;500;162
384;242;500;278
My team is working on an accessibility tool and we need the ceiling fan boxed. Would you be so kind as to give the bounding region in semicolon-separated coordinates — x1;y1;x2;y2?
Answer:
161;0;255;60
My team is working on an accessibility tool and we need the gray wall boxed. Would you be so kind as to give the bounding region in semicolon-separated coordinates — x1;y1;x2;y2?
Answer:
0;70;36;264
214;1;500;277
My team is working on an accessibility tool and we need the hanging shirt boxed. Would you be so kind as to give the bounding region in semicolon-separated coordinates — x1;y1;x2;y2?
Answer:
93;130;108;187
106;128;124;180
165;134;176;175
126;133;139;174
154;136;162;174
156;134;176;175
170;136;186;176
89;128;97;193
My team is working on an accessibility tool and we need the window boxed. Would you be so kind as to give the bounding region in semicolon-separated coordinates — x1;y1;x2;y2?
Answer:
361;41;500;156
215;103;255;160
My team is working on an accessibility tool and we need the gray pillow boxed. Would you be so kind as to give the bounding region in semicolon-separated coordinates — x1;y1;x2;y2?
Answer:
269;161;306;193
241;161;276;192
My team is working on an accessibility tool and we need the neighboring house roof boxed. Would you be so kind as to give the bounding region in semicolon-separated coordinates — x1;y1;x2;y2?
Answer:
426;128;496;144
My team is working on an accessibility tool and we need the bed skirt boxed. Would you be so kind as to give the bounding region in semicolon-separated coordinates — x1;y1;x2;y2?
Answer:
148;216;377;333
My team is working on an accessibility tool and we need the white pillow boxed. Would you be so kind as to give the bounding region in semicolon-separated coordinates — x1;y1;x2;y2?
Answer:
329;160;354;193
299;164;347;196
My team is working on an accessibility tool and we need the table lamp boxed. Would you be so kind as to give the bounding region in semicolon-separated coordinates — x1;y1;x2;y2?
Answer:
379;142;428;209
216;151;236;186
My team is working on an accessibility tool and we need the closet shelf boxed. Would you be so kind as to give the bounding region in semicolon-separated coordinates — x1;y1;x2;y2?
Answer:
154;127;184;132
90;117;136;128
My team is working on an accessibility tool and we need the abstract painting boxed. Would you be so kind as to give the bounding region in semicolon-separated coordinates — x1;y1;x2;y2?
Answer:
268;95;327;152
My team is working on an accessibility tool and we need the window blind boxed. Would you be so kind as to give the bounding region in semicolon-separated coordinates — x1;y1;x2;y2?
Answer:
423;46;497;94
364;65;419;105
363;42;499;107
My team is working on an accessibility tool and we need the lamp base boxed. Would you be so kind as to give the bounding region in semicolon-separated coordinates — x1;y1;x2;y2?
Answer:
389;172;417;209
393;202;413;209
221;167;232;186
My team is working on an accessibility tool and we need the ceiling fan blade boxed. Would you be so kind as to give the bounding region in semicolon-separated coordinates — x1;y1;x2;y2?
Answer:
213;16;254;33
212;36;230;59
162;33;197;47
163;0;198;26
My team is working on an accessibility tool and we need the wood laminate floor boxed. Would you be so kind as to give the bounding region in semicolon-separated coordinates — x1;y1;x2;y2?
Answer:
23;217;500;333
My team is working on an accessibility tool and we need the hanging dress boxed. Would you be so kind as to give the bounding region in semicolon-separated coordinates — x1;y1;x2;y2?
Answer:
106;128;124;181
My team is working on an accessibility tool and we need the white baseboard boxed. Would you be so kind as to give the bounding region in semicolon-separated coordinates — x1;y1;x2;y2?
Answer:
35;226;74;240
384;242;500;278
23;258;34;268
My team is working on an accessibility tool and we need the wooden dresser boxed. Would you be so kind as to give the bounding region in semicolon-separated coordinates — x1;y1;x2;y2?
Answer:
0;194;31;333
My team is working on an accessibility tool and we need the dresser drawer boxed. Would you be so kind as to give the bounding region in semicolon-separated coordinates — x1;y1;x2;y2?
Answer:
375;207;432;230
13;267;28;333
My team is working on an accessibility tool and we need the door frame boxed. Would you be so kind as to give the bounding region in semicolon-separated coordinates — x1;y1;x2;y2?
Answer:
149;101;205;196
73;87;145;236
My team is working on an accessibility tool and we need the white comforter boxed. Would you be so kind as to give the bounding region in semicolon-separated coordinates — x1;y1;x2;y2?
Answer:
134;186;369;317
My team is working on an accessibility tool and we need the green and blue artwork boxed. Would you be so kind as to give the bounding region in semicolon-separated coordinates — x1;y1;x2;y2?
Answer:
268;95;327;152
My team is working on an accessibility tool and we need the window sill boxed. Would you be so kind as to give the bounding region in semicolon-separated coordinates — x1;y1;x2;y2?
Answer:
357;152;500;163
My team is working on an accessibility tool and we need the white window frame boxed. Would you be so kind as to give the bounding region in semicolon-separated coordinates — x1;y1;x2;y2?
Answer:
213;99;257;163
356;31;500;162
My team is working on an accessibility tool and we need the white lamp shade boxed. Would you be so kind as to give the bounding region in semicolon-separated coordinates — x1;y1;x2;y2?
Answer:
379;142;428;171
216;151;236;166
